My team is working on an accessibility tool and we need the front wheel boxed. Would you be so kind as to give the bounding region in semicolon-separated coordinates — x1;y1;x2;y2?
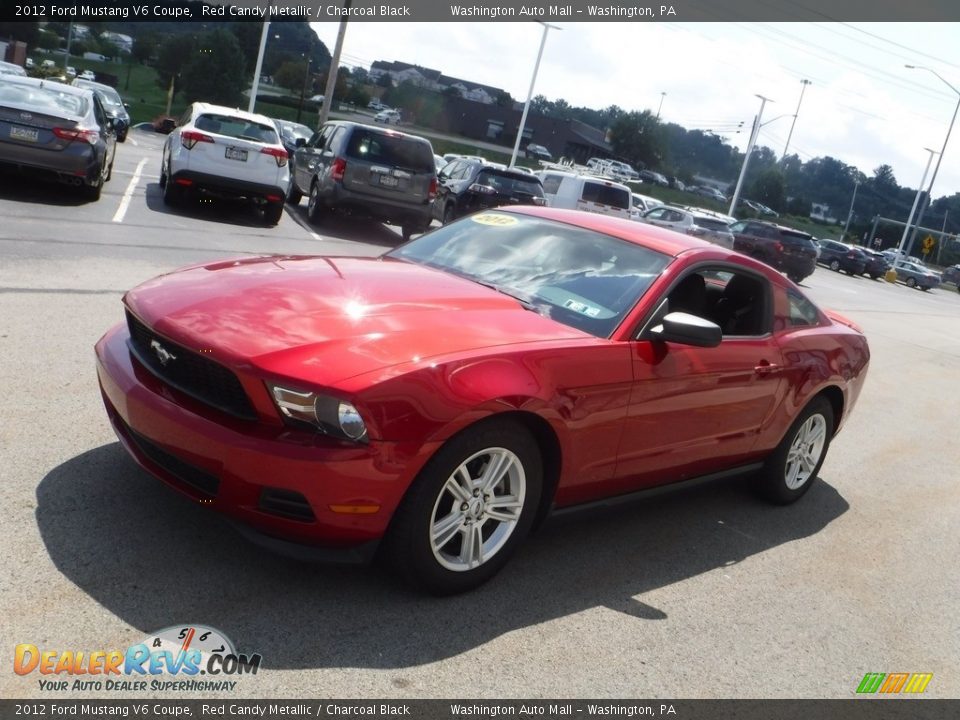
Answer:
442;204;456;225
787;272;803;284
829;259;840;272
754;397;833;505
906;277;916;288
263;201;284;226
383;419;543;595
307;181;325;225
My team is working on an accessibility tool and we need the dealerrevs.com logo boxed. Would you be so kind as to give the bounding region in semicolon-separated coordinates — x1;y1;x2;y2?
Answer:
14;625;262;692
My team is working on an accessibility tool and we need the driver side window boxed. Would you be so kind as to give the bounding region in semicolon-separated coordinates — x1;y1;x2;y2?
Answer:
667;268;771;337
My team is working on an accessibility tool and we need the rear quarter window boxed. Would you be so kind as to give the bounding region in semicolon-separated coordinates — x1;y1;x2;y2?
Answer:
581;182;630;209
541;174;563;194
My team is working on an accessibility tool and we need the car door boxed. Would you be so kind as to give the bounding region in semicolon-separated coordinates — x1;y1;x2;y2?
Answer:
293;124;332;193
613;266;787;492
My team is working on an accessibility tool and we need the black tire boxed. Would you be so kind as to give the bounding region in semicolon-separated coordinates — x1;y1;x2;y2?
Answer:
442;203;456;225
906;277;916;288
82;177;102;201
869;274;880;280
162;172;183;206
118;130;127;143
829;259;840;272
307;181;325;225
787;273;803;284
105;159;113;182
382;418;543;595
287;184;303;206
263;202;284;226
845;268;856;276
754;397;833;505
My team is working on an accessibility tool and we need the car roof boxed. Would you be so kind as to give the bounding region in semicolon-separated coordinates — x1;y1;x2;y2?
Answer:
0;74;92;97
191;101;274;126
328;120;431;145
507;206;723;258
72;79;117;92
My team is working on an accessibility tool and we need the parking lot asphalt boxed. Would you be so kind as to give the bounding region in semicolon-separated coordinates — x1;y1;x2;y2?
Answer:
1;130;959;699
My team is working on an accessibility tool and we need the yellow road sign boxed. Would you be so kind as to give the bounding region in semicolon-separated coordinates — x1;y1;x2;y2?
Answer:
923;235;935;251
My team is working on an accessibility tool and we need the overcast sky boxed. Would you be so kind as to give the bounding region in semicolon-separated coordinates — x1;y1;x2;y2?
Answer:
309;21;960;203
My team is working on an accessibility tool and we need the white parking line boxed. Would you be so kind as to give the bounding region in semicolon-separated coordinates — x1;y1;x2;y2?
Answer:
287;205;322;241
127;137;138;147
112;158;148;224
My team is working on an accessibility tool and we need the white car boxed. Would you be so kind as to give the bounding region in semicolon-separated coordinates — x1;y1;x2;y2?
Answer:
159;102;291;226
374;109;401;125
0;61;27;77
78;70;96;81
630;192;663;219
367;99;388;111
639;205;735;249
65;66;77;78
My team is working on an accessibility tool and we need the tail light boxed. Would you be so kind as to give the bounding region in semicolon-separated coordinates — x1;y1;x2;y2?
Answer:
428;177;437;200
260;146;289;167
331;157;347;181
181;130;213;150
468;183;496;195
53;127;99;145
774;241;784;253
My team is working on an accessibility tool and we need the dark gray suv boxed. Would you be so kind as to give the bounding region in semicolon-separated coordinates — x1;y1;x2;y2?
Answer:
290;121;436;239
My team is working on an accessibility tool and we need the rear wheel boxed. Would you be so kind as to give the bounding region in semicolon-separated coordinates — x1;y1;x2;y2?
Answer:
829;259;840;272
307;182;325;225
162;173;183;206
263;202;284;226
754;398;833;505
82;177;102;201
869;274;880;280
906;277;917;288
787;272;804;284
287;183;302;205
383;419;542;595
442;204;456;225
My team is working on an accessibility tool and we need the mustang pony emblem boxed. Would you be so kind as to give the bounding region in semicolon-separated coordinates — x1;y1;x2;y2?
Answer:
149;339;177;366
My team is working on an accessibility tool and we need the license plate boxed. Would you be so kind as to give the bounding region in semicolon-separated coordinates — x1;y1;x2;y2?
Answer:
378;175;399;187
225;146;247;162
10;126;38;143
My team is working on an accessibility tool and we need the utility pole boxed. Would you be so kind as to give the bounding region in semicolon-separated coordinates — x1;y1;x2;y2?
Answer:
297;55;312;124
841;180;859;242
656;92;667;120
510;22;560;168
936;210;949;264
318;0;352;127
782;79;811;159
894;148;938;265
728;94;771;217
247;15;271;113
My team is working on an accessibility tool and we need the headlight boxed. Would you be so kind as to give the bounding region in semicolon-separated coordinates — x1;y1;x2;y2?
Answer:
269;384;368;441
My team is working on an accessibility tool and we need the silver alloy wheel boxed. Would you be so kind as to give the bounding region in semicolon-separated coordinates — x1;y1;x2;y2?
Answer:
429;447;526;572
784;413;827;490
308;184;319;215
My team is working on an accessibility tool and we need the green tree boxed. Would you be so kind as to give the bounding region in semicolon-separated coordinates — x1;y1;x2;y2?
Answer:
274;60;308;95
749;168;786;210
155;33;196;97
179;30;246;106
132;34;159;65
494;90;514;108
609;110;666;170
0;22;39;47
530;94;549;113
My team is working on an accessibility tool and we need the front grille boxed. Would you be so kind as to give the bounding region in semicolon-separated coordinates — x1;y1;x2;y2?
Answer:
126;311;257;421
259;488;316;522
125;424;220;498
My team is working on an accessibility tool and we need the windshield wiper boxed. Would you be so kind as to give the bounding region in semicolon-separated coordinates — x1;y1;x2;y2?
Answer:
471;279;542;313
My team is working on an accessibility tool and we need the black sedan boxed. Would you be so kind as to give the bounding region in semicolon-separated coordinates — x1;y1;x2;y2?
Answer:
72;79;130;143
0;75;117;200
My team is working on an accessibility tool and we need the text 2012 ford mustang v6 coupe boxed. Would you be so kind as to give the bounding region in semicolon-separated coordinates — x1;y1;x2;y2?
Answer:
95;207;869;594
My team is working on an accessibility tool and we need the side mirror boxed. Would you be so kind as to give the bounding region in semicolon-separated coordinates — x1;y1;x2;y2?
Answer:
123;102;130;110
295;137;306;148
647;312;722;348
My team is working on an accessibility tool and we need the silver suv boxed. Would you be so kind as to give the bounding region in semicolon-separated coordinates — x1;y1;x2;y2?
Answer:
290;121;436;239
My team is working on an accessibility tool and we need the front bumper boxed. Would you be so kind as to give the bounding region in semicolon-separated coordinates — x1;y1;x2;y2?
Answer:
94;324;416;562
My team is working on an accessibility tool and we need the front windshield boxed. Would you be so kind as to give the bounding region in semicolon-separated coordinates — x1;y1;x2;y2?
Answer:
387;212;670;338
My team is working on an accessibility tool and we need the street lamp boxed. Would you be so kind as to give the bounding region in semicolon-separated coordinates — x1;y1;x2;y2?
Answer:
656;92;667;120
901;65;960;261
248;16;272;113
728;94;772;217
510;22;561;169
894;147;938;264
782;79;811;159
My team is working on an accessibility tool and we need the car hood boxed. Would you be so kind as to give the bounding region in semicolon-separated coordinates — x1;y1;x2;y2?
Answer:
124;255;589;386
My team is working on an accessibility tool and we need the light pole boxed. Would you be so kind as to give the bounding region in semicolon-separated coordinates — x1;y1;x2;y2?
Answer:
901;65;960;261
248;16;272;113
318;0;353;127
782;79;811;159
297;54;313;124
510;22;561;169
656;92;667;120
894;147;938;264
728;94;772;217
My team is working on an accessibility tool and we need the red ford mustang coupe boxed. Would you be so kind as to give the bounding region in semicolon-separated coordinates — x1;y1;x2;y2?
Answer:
95;207;869;594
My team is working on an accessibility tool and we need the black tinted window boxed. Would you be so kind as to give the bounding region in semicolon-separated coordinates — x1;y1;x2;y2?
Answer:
696;217;731;232
476;170;544;196
345;129;433;172
581;182;630;209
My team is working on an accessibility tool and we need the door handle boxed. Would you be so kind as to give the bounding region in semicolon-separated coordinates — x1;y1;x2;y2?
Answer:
754;361;780;375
